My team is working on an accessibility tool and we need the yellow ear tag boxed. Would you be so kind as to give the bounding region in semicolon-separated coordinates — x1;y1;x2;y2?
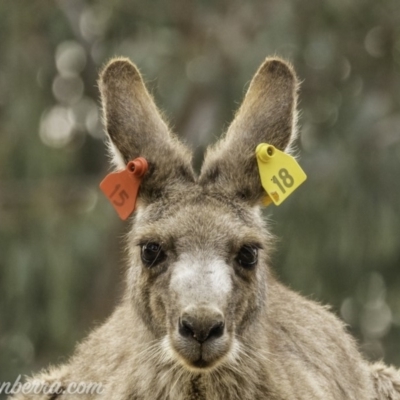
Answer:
256;143;307;206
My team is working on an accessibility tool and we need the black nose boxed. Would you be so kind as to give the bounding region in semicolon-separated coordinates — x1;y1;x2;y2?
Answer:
179;312;225;343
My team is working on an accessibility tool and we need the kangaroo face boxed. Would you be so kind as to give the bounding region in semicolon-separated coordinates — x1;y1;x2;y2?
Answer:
98;56;298;372
127;191;269;369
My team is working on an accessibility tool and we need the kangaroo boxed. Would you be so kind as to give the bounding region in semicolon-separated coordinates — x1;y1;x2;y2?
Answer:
10;57;400;400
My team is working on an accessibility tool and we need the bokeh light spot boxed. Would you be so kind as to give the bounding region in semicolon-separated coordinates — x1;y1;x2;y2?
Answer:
79;5;112;42
55;41;87;77
39;106;75;148
52;74;84;105
364;26;386;58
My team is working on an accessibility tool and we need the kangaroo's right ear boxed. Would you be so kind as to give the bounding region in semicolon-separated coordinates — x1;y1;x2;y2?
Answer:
99;57;195;203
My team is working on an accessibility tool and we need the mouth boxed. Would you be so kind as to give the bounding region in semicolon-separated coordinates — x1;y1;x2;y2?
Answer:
178;350;225;370
170;334;231;371
191;356;211;369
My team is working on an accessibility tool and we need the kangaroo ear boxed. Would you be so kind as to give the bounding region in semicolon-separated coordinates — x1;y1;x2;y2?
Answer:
199;57;299;205
99;58;195;202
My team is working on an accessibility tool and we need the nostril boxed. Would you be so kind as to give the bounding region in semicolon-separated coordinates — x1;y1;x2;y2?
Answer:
179;318;195;339
179;317;225;343
208;321;225;340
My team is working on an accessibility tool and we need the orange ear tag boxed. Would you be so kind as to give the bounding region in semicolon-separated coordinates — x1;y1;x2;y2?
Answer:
99;157;148;220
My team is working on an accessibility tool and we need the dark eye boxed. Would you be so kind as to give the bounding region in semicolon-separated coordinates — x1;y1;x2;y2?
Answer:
141;242;166;267
236;245;258;269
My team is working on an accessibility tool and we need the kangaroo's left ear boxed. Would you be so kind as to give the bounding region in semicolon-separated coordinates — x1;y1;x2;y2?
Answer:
199;57;299;204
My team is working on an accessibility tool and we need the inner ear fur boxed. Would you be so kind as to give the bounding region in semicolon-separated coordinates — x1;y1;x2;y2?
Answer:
199;57;299;204
99;57;195;203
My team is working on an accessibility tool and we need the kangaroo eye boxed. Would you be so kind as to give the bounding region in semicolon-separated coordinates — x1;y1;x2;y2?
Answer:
236;245;258;269
141;242;166;267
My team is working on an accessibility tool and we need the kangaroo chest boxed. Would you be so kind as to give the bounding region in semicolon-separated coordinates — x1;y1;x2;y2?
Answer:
186;376;206;400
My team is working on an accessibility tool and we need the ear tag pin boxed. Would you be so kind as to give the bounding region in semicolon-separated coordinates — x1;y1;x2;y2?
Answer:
256;143;307;206
100;157;148;220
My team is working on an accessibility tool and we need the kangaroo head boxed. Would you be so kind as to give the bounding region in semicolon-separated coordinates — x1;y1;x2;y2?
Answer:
99;57;298;371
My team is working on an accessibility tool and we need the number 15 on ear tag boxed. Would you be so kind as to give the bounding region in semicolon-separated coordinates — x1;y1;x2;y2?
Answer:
256;143;307;206
100;157;148;220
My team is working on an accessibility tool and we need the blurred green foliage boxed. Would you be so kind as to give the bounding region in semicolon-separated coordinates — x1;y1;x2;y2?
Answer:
1;0;399;390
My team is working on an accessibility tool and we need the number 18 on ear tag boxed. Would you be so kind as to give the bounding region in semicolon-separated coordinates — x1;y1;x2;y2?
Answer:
100;157;148;220
256;144;306;206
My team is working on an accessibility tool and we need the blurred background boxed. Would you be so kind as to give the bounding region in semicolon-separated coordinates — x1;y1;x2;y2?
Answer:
1;0;400;391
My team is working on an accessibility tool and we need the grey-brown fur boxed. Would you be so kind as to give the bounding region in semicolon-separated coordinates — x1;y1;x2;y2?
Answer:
10;57;400;400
